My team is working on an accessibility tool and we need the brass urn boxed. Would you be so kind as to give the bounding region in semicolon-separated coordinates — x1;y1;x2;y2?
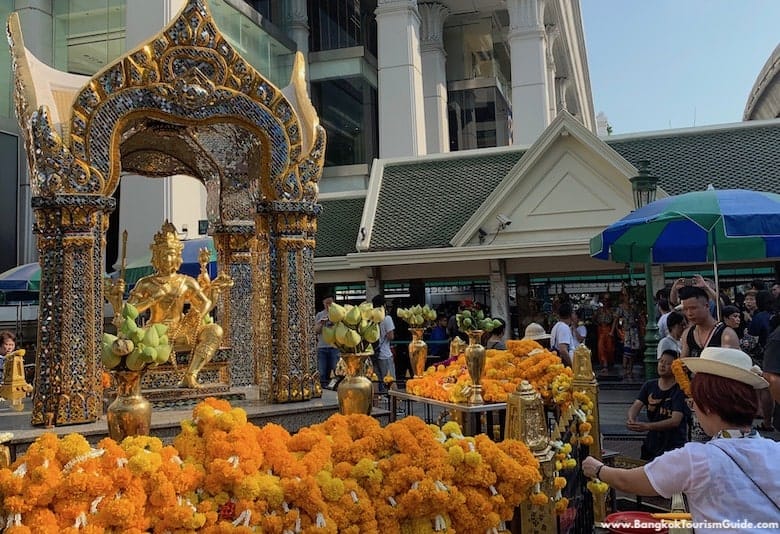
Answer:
106;370;152;441
408;328;428;378
337;352;373;415
465;330;486;404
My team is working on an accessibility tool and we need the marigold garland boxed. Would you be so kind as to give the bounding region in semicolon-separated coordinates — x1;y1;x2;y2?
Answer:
406;342;572;403
0;398;542;533
671;359;692;397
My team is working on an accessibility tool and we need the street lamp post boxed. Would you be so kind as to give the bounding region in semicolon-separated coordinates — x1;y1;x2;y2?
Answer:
630;160;660;379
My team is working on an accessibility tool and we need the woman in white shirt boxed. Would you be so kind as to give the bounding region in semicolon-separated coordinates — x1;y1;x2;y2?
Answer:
583;347;780;531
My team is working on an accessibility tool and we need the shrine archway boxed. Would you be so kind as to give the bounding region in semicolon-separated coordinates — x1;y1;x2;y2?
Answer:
9;0;325;426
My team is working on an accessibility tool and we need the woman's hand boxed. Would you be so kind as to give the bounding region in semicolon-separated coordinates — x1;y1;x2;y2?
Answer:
582;456;603;479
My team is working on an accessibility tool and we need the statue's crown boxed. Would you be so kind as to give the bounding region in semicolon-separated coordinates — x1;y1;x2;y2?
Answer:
151;220;183;250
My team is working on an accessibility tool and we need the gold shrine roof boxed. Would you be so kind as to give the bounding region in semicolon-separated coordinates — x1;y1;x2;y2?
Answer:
8;0;325;207
7;13;88;143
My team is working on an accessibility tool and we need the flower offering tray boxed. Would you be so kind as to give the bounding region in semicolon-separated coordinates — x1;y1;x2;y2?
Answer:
388;390;506;439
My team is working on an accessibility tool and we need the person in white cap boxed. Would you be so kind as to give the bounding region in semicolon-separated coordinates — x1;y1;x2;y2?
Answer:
583;347;780;529
522;322;551;349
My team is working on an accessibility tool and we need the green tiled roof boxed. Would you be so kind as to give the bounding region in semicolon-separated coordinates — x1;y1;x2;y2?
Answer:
351;120;780;254
606;122;780;195
369;152;525;251
315;197;365;257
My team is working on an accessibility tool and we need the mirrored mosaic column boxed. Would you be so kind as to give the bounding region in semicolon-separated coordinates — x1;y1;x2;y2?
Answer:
256;201;321;403
31;195;115;426
212;224;257;386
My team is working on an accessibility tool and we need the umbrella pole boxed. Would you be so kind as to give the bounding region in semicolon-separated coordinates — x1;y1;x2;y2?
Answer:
712;242;721;321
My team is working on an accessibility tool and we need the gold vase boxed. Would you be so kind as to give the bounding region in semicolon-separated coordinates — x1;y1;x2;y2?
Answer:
337;352;373;415
408;328;428;378
465;330;486;405
449;336;466;358
107;370;151;441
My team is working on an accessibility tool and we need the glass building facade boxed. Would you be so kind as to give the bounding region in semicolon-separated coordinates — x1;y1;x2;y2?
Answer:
53;0;127;76
211;0;294;87
310;76;378;167
307;0;378;166
444;15;512;151
308;0;377;55
0;0;16;119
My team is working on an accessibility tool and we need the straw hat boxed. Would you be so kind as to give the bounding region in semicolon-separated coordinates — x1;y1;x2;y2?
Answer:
682;347;768;389
523;322;550;341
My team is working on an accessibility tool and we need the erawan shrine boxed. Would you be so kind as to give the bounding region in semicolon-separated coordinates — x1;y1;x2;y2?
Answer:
0;1;712;532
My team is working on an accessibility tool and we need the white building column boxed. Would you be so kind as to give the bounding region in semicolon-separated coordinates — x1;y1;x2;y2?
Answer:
545;24;560;121
556;75;569;112
375;0;427;158
418;2;450;154
364;267;382;304
287;0;309;64
507;0;550;146
14;0;53;64
489;260;509;340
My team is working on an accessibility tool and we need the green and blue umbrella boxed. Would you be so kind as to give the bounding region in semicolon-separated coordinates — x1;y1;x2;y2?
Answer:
0;237;218;293
590;188;780;265
590;188;780;301
0;262;41;292
121;236;217;286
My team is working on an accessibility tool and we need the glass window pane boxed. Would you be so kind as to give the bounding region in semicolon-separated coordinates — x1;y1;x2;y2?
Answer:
310;76;377;166
448;86;510;151
308;0;376;55
211;0;294;87
53;0;127;75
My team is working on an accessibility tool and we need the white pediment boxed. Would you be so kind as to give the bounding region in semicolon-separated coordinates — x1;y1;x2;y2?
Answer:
452;112;642;249
527;161;614;217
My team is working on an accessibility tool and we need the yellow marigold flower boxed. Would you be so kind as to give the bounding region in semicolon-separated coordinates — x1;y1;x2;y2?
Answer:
121;435;163;454
464;451;482;467
447;445;465;464
554;476;567;490
127;449;163;476
587;480;609;494
56;433;91;464
530;492;549;505
441;421;462;436
316;470;345;502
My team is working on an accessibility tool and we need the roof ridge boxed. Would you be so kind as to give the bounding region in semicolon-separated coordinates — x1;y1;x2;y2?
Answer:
604;117;780;143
